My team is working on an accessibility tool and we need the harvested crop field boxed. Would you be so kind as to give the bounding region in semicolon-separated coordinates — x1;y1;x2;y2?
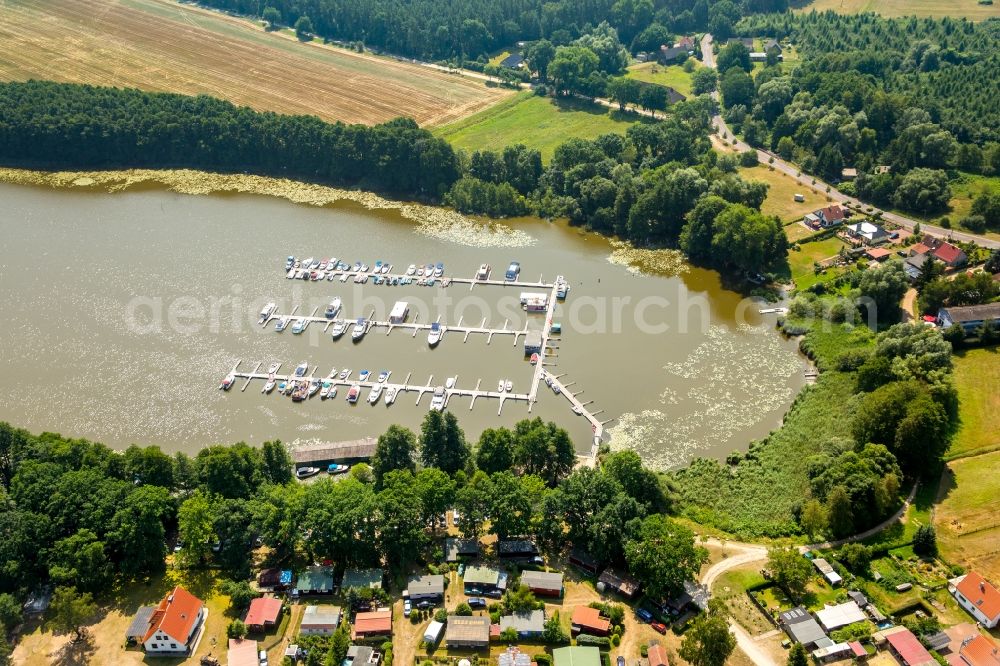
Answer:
797;0;999;20
935;451;1000;583
0;0;509;127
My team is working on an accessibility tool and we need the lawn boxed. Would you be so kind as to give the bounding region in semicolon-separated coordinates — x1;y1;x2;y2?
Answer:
948;172;1000;226
795;0;999;20
433;92;641;162
738;165;829;222
947;346;1000;460
784;235;850;291
625;62;699;97
935;449;1000;582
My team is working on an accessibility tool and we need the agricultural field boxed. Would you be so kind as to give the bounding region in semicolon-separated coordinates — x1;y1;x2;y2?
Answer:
935;450;1000;584
795;0;999;20
434;92;641;162
738;165;829;222
0;0;508;127
625;62;699;97
947;347;1000;460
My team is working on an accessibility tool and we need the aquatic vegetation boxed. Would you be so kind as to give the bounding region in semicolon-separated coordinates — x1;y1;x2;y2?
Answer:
606;240;689;277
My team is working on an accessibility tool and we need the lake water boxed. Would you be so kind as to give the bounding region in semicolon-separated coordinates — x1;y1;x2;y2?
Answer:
0;180;807;468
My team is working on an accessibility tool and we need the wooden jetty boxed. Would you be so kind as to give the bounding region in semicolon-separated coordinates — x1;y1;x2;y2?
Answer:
290;437;378;465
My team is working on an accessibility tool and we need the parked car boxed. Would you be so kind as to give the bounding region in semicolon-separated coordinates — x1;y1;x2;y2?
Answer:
484;589;503;599
617;657;625;666
651;622;667;635
467;597;487;608
635;608;653;623
259;649;269;665
404;599;412;616
417;600;434;610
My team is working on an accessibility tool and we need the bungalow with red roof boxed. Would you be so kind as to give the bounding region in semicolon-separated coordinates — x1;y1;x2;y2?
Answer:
245;597;282;633
932;241;968;268
865;247;891;262
352;610;393;640
950;572;1000;628
950;633;1000;666
647;643;669;666
885;628;936;666
228;638;259;666
909;242;932;256
141;586;206;655
571;606;611;636
804;204;847;229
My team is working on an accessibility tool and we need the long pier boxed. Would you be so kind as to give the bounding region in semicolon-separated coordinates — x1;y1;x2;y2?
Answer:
287;265;557;291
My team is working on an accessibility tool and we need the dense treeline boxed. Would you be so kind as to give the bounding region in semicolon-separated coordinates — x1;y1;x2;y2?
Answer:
720;13;1000;218
0;81;459;198
199;0;787;62
0;413;703;614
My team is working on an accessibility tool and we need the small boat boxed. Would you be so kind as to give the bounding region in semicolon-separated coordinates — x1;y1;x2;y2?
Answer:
294;361;308;377
385;386;398;405
286;268;296;279
339;368;351;380
307;381;321;398
324;297;342;319
283;381;295;396
316;271;326;281
434;262;444;277
415;267;424;277
550;322;562;334
331;320;348;340
373;275;384;285
327;273;337;281
352;319;368;342
319;259;329;270
406;264;416;275
445;376;456;389
429;386;446;411
572;405;583;415
277;381;287;393
274;316;290;332
353;274;365;284
374;260;383;272
347;384;361;403
505;380;513;392
291;318;307;334
359;369;371;382
367;383;383;404
530;353;539;365
425;263;434;275
262;379;276;394
326;385;337;399
557;283;569;299
360;263;370;272
309;259;320;270
319;382;333;399
285;256;295;270
267;362;280;374
552;383;561;395
497;379;506;392
505;261;521;281
427;322;443;347
327;463;350;474
339;273;350;283
291;383;309;402
301;257;314;269
381;263;391;274
220;373;235;390
377;370;390;383
352;261;362;272
476;263;491;280
296;466;320;479
309;271;319;281
544;375;553;387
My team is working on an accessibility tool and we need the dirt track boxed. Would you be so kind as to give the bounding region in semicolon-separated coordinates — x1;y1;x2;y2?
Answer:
0;0;509;126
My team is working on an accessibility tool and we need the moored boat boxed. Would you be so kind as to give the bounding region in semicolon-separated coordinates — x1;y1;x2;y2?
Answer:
505;380;513;392
339;368;351;380
476;263;491;280
296;466;320;479
330;320;348;340
291;383;309;401
262;378;276;394
367;383;383;404
359;369;371;382
497;379;505;392
377;370;390;383
434;262;444;277
406;264;417;275
291;318;308;334
319;382;333;399
351;318;368;342
307;380;321;398
530;353;539;365
220;373;236;390
347;384;361;403
294;361;309;377
427;322;443;347
275;316;290;332
385;386;398;405
327;463;350;474
324;297;342;319
445;376;456;389
429;386;446;411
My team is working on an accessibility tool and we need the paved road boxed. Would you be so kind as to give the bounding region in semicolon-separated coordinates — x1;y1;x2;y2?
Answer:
699;34;1000;250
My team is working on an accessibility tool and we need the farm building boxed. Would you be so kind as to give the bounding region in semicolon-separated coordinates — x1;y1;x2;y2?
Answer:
444;537;480;561
520;570;563;597
295;567;335;595
598;568;640;598
343;568;383;591
553;646;602;666
950;572;1000;628
666;580;710;614
569;548;601;574
299;605;342;635
352;610;393;640
227;638;259;666
406;574;445;601
815;602;866;632
938;304;1000;336
500;610;545;638
445;615;491;648
244;597;282;633
571;606;611;636
464;565;506;593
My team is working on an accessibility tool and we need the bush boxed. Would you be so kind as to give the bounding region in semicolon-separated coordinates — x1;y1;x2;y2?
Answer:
611;634;621;646
434;609;448;623
740;149;759;167
913;525;938;556
455;602;473;616
535;656;552;666
639;645;648;658
575;634;611;647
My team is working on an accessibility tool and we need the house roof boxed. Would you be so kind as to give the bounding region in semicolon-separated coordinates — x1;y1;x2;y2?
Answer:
500;53;524;68
568;548;600;569
347;645;376;665
647;644;669;666
847;221;887;238
571;606;611;633
813;558;835;574
445;538;480;561
245;597;282;627
125;606;156;639
498;540;538;555
143;586;203;643
291;437;378;464
848;641;867;658
354;610;392;635
598;568;640;596
301;605;342;627
553;646;602;666
445;615;491;643
520;570;564;590
785;617;827;646
906;253;931;269
959;634;1000;666
933;242;966;264
816;602;866;630
956;572;1000;620
407;574;445;596
258;568;281;586
498;648;533;666
819;204;845;220
501;610;545;633
296;566;335;592
942;303;1000;325
464;565;502;586
910;243;932;255
343;568;382;590
866;248;892;259
228;638;259;666
779;607;814;625
886;628;936;665
660;45;687;60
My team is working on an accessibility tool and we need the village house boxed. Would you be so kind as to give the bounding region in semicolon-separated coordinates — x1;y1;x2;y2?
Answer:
647;643;669;666
352;610;393;640
500;53;524;69
932;241;968;268
778;607;828;649
950;572;1000;628
497;539;539;561
227;638;259;666
952;633;1000;666
345;645;381;666
464;565;507;594
571;606;611;636
343;568;383;591
938;303;1000;336
568;548;601;575
299;605;342;635
865;247;892;262
904;253;932;281
137;586;206;655
295;566;336;596
804;204;847;229
554;646;602;666
500;609;546;638
445;615;491;649
406;574;445;602
445;537;480;562
845;220;889;245
520;570;564;597
884;628;936;666
659;44;688;64
244;596;282;633
597;568;640;599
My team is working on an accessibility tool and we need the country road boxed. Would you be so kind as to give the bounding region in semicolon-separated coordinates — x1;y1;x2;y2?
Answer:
699;33;1000;250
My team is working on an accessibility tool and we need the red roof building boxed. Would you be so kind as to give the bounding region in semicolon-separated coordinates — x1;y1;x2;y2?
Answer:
570;606;611;636
954;634;1000;666
142;586;206;655
228;638;259;666
353;610;393;640
245;597;282;632
866;247;892;261
910;243;932;256
848;641;867;659
886;628;936;666
951;572;1000;628
933;241;968;267
647;643;669;666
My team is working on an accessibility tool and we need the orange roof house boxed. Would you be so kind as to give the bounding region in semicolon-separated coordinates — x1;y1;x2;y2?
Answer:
571;606;611;636
953;633;1000;666
951;572;1000;629
141;586;206;655
647;643;669;666
245;597;282;632
228;638;259;666
352;610;393;639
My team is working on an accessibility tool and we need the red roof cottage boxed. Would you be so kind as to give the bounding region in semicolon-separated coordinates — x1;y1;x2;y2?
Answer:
950;572;1000;628
141;586;206;655
932;241;968;267
885;629;936;666
951;633;1000;666
245;597;282;633
571;606;611;636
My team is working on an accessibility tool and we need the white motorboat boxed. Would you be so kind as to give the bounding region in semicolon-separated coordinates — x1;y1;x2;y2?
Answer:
307;381;321;398
445;376;456;389
291;318;308;334
406;264;416;275
429;386;446;411
324;297;342;319
319;382;333;399
296;466;320;479
326;385;337;399
434;263;444;277
285;256;295;270
427;322;443;347
330;320;348;340
339;368;351;380
339;273;350;283
415;267;424;277
381;263;391;274
360;263;370;272
497;379;505;392
294;361;309;377
505;380;513;392
385;386;398;405
220;373;236;390
267;362;280;374
552;383;561;395
377;370;390;383
347;384;361;403
359;369;371;382
309;259;320;270
262;378;276;394
301;257;314;269
367;383;383;404
274;316;290;332
572;405;583;415
286;268;296;279
476;263;491;280
351;318;368;342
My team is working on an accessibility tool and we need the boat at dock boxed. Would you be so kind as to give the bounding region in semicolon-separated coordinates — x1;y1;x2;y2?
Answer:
286;268;296;279
285;256;295;270
427;322;443;347
262;378;276;394
307;381;321;398
406;264;416;275
319;382;333;399
296;466;321;479
291;318;308;334
445;376;456;389
301;257;314;269
359;369;371;382
220;373;235;390
291;383;309;402
274;316;290;332
505;380;513;392
324;297;342;319
277;381;287;393
434;262;444;277
367;383;383;404
351;318;368;342
267;362;280;374
530;353;539;365
377;370;389;383
476;263;491;280
330;320;348;340
327;463;349;474
572;404;583;415
339;273;350;283
385;386;398;405
497;379;505;392
294;361;308;377
339;368;351;380
347;384;360;403
429;386;446;411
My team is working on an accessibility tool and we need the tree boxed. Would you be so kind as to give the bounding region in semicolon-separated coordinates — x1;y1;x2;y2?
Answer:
227;619;248;639
327;620;351;666
767;546;812;601
177;490;215;566
123;445;174;488
454;602;473;616
542;610;569;644
476;428;515;473
49;529;110;592
692;68;718;95
412;467;455;528
420;412;469;474
0;593;21;633
638;85;669;118
547;46;600;95
262;6;281;29
601;450;666;511
711;204;787;274
606;77;642;111
856;261;908;324
838;543;872;575
49;587;97;642
260;440;292;485
786;643;809;666
524;40;556;81
106;485;171;577
220;579;258;611
799;499;827;539
826;486;854;538
624;514;707;600
502;584;538;614
372;425;417;485
716;42;751;73
512;418;575;486
720;68;754;109
679;600;735;666
912;525;937;556
893;168;952;214
295;15;314;40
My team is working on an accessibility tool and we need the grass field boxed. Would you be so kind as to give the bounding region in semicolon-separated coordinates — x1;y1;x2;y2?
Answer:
947;347;1000;459
785;236;849;290
625;62;699;97
935;450;1000;583
738;165;830;222
948;172;1000;221
433;92;641;161
0;0;508;127
795;0;999;20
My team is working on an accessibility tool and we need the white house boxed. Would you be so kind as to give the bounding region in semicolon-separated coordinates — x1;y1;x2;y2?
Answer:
949;572;1000;628
141;586;206;654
